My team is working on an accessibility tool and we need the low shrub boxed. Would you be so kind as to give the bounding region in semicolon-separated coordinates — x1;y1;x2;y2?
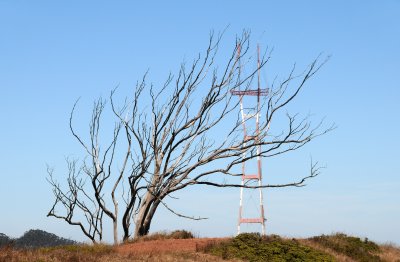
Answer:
132;229;195;242
204;233;334;262
169;230;195;239
309;233;381;262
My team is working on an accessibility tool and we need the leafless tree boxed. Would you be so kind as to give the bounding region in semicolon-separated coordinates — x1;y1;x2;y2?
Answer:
47;98;129;244
48;31;334;244
47;161;104;243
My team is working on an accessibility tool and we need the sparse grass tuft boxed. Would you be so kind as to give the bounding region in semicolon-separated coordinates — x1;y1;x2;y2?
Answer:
309;233;382;261
202;233;334;261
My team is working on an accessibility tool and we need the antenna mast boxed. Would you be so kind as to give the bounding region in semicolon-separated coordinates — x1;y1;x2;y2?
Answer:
231;44;268;235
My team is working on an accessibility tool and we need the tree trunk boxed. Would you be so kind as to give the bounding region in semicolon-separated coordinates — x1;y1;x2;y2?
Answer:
113;218;118;245
113;202;118;245
122;196;136;242
134;197;161;238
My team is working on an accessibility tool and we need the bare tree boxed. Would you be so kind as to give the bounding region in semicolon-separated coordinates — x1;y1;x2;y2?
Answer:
47;160;104;243
111;31;334;239
47;98;129;245
48;31;334;244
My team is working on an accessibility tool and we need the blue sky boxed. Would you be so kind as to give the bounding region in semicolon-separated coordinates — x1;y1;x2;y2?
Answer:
0;1;399;244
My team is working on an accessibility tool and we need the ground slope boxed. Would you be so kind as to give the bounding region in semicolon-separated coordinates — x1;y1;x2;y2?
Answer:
0;232;399;262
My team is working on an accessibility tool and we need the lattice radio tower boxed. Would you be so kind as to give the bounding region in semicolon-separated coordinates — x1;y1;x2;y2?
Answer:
231;44;268;235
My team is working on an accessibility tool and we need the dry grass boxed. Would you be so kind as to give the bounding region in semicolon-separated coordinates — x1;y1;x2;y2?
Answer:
116;252;237;261
0;245;234;262
379;243;400;262
0;244;119;262
117;238;228;256
0;229;230;262
1;232;399;262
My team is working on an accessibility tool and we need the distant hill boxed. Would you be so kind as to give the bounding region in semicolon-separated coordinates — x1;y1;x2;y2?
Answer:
0;233;11;247
0;229;76;249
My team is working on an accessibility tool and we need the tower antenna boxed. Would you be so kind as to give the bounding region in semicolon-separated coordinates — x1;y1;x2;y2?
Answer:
231;43;268;235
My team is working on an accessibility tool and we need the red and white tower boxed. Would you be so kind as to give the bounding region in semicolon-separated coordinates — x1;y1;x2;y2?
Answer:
231;44;268;235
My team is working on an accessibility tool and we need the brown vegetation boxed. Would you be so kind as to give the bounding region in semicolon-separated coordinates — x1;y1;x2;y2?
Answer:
0;240;232;262
301;234;400;262
1;232;399;262
129;229;196;243
117;238;232;261
378;244;400;262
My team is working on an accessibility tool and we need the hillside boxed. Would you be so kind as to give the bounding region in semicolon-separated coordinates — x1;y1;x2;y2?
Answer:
0;231;399;261
0;229;76;249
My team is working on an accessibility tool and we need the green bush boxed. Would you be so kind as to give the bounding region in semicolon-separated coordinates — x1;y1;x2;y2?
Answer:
206;233;334;262
309;233;381;262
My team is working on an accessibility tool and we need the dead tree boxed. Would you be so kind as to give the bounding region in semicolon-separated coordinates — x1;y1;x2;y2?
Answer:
48;31;334;243
110;31;334;239
47;161;104;243
47;98;131;245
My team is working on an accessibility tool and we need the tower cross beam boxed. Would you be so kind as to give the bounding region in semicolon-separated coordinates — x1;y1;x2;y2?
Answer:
230;89;269;96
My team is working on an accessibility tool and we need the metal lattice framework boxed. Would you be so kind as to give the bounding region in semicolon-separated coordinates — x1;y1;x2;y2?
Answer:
231;44;268;235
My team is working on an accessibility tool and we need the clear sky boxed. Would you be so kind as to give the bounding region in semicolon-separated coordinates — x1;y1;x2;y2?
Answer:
0;1;399;244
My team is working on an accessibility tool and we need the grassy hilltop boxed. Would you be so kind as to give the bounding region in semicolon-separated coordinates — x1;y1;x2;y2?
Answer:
0;230;399;262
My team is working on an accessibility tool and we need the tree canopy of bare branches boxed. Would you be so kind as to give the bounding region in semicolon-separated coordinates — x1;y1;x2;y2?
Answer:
47;31;334;244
